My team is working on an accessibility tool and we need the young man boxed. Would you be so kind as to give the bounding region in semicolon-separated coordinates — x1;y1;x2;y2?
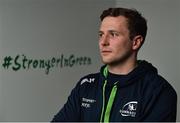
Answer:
52;7;177;122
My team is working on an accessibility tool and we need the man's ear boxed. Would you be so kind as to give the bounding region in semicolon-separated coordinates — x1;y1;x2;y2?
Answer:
132;35;144;50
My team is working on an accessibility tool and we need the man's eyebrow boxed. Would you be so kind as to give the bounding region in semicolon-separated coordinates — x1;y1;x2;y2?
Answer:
99;30;119;33
98;30;121;35
98;31;104;34
108;30;120;33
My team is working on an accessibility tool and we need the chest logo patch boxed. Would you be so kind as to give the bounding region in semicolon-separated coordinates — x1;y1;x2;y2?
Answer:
119;101;138;117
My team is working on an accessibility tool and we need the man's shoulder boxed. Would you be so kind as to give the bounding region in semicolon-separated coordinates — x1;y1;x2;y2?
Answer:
78;72;100;86
143;72;177;97
72;72;101;96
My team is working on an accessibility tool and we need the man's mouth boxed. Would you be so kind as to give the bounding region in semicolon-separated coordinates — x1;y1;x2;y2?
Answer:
101;50;112;55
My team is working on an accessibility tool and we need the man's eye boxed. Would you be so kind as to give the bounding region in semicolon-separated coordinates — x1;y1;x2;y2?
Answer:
110;32;119;37
99;33;103;37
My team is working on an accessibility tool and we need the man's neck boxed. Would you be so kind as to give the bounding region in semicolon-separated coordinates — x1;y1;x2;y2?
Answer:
107;59;137;75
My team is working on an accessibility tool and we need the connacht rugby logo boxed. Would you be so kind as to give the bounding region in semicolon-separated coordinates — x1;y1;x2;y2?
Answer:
119;101;138;117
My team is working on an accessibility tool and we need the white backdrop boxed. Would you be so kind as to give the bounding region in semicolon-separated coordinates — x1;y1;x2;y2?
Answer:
0;0;179;121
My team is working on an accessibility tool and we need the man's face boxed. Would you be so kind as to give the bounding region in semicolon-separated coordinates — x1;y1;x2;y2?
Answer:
99;16;133;65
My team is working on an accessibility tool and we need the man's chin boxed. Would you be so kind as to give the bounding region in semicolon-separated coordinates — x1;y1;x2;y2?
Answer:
101;59;112;65
101;59;126;66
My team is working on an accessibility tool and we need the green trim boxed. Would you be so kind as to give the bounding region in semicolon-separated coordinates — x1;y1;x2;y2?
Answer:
104;84;118;122
103;66;108;78
100;80;107;122
100;66;108;122
100;66;118;122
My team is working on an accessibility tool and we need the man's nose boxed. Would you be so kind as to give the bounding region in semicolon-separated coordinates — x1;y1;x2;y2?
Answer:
100;34;110;46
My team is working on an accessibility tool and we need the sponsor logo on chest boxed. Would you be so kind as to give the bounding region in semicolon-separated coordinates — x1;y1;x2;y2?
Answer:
81;97;96;108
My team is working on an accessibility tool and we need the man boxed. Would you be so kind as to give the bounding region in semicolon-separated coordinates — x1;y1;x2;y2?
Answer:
52;7;177;122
